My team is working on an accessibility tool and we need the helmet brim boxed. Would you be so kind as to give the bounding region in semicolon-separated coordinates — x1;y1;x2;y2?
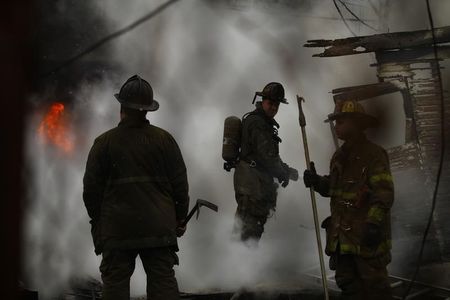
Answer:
114;94;159;112
255;91;289;104
324;112;379;128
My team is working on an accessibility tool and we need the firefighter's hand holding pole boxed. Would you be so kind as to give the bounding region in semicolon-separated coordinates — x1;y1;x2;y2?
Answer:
297;95;329;300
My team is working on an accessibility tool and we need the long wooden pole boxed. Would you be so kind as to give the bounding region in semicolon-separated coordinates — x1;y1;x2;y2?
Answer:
297;95;329;300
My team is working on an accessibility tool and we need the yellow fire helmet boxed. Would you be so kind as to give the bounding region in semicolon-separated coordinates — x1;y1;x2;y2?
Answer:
325;99;379;128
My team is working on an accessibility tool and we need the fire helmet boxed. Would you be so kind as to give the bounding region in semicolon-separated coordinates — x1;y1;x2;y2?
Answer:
252;82;288;104
114;75;159;111
325;99;379;128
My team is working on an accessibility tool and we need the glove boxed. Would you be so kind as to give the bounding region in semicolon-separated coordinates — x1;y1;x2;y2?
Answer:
289;167;299;181
176;220;187;237
321;216;332;230
303;161;320;188
280;176;289;188
362;223;382;249
278;164;291;188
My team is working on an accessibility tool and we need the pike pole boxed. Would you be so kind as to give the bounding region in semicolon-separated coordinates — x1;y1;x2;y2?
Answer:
297;95;329;300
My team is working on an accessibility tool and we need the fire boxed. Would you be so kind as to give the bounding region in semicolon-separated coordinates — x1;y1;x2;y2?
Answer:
38;102;74;154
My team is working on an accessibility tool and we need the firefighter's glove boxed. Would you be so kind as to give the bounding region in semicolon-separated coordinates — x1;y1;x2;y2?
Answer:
362;223;382;249
176;220;187;237
321;216;332;230
277;164;292;188
303;161;320;188
289;167;299;181
280;176;289;188
278;167;290;188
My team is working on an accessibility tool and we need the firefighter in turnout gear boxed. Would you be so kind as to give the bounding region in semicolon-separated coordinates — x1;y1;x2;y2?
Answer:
233;82;298;243
303;99;394;300
83;75;189;300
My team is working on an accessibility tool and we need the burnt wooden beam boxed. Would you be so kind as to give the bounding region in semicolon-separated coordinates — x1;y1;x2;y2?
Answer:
376;63;416;79
304;26;450;57
375;46;450;64
332;81;401;102
332;81;398;94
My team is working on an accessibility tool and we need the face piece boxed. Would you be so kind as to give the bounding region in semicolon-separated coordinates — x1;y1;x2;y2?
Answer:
334;117;360;141
261;99;280;119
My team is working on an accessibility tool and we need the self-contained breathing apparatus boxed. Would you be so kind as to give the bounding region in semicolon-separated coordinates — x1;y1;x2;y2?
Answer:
222;82;287;172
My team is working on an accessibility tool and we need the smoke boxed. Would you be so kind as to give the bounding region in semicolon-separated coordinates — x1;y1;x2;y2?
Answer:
23;0;450;298
23;79;119;297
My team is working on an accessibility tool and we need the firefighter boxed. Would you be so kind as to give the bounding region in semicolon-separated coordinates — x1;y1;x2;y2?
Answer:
83;75;189;300
303;99;394;300
234;82;298;243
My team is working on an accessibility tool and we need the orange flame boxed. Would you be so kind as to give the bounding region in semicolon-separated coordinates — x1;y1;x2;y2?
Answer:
38;102;74;153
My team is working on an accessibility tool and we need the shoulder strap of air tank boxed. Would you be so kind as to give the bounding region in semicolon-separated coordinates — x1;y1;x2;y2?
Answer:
242;112;251;120
242;109;262;121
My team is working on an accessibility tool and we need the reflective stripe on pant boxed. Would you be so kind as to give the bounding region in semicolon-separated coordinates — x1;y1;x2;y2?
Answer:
335;254;393;300
100;247;179;300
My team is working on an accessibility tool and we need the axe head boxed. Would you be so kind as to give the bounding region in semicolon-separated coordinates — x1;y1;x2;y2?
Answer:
195;199;218;220
197;199;218;211
297;95;307;127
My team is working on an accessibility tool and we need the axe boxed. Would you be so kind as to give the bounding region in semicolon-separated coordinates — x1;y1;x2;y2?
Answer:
180;199;218;228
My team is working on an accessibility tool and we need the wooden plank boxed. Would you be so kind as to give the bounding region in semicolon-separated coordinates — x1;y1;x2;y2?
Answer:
376;46;450;63
332;81;401;102
387;275;450;294
304;26;450;57
332;81;399;94
378;70;416;78
377;63;413;73
405;288;432;299
390;281;404;289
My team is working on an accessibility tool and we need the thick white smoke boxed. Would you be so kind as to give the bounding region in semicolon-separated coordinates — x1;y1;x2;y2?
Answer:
23;0;450;298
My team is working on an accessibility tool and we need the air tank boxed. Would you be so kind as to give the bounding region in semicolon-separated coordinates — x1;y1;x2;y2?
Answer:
222;116;242;167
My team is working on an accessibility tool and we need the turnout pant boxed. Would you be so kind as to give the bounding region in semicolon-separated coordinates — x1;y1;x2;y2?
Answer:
100;247;179;300
334;253;393;300
233;161;278;243
234;194;270;241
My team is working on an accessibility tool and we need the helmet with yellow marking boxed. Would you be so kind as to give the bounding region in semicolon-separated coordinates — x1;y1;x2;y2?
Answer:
325;99;379;128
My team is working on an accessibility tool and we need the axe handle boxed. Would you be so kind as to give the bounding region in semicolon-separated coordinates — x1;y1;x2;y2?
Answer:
179;204;198;228
297;95;329;300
